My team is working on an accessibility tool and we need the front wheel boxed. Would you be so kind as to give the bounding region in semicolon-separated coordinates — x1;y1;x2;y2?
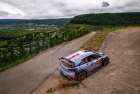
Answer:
77;71;87;81
103;57;109;66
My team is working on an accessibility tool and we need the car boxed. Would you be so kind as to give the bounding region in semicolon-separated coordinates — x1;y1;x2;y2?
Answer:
59;50;109;80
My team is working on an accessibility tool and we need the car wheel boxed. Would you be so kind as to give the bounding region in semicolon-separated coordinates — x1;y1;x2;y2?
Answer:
103;57;109;66
77;71;87;81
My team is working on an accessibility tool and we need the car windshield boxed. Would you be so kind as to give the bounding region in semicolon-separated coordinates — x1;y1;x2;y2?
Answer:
60;58;75;68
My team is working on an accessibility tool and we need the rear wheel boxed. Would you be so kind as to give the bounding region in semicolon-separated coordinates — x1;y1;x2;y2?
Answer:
103;57;109;66
77;71;87;81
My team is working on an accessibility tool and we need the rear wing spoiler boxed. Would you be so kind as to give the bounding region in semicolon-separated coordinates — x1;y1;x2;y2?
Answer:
58;57;67;63
58;57;74;63
59;57;75;67
58;57;64;60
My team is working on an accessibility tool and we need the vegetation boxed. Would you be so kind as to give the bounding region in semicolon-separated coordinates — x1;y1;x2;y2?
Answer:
0;28;58;37
0;24;91;72
0;55;34;72
70;12;140;26
0;28;58;51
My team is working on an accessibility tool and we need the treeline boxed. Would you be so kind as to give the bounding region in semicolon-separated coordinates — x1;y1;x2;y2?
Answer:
0;27;91;66
70;12;140;26
0;18;71;26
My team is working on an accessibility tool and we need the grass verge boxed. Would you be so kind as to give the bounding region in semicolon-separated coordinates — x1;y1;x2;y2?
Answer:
0;55;34;72
82;26;136;51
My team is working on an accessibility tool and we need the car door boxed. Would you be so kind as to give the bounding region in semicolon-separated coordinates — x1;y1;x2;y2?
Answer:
87;55;96;71
93;54;102;68
78;56;93;72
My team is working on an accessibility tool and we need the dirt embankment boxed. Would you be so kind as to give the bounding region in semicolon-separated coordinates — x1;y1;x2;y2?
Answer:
33;27;140;94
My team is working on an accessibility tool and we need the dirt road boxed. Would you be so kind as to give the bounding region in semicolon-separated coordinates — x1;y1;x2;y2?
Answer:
33;27;140;94
0;32;96;94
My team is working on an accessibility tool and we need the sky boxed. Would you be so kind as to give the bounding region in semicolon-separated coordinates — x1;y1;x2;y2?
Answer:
0;0;140;19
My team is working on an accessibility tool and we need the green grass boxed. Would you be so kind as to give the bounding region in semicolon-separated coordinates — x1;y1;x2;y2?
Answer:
0;41;8;51
0;41;7;48
0;55;35;72
61;23;96;32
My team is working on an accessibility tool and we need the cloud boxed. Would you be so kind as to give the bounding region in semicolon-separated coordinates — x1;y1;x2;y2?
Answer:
0;0;140;19
0;1;26;18
0;10;9;17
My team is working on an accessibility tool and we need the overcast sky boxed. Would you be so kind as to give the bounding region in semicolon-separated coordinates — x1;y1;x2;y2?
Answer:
0;0;140;19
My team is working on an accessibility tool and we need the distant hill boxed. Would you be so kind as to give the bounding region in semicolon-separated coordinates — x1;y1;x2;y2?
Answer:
70;12;140;26
0;18;71;26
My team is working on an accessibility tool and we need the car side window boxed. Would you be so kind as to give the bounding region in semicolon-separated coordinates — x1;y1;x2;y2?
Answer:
92;54;100;59
88;56;94;61
80;58;87;64
80;55;93;65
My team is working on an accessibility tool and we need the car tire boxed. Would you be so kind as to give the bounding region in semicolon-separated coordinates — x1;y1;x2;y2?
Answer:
77;71;87;81
103;57;109;66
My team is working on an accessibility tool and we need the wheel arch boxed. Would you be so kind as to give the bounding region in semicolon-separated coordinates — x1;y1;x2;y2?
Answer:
76;69;89;78
102;56;109;66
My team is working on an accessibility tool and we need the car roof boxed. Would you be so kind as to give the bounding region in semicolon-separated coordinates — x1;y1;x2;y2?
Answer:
65;50;94;66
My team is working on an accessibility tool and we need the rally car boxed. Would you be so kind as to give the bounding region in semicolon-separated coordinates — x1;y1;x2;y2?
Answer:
59;50;109;80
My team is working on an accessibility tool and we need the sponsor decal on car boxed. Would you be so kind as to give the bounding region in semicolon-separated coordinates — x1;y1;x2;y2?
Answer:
78;50;85;55
97;59;102;66
68;54;79;60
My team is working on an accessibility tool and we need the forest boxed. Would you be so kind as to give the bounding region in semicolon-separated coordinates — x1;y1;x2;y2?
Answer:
70;12;140;26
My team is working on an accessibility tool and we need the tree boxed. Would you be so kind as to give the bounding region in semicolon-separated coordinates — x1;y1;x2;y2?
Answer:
9;45;15;62
18;38;26;58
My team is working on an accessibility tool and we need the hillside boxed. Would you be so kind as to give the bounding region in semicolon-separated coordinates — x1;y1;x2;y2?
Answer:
70;12;140;26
